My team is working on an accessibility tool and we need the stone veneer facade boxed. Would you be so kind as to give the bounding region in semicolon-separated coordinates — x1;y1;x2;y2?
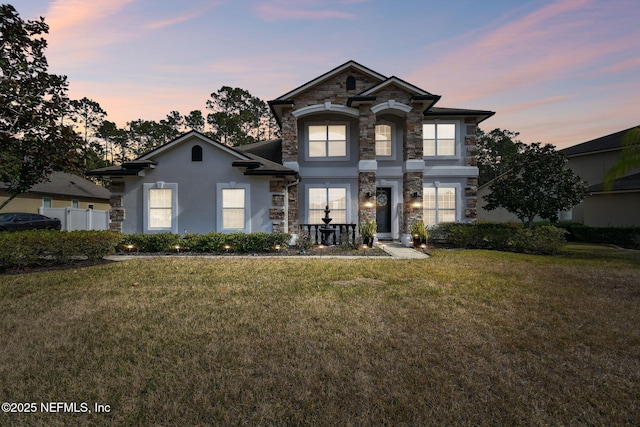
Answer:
272;62;490;245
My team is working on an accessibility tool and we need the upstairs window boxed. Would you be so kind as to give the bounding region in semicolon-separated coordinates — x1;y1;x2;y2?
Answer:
308;124;347;158
192;145;203;161
375;124;392;157
423;123;456;156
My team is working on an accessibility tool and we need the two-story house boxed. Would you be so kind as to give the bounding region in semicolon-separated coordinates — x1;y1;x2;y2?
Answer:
88;61;494;245
268;61;494;245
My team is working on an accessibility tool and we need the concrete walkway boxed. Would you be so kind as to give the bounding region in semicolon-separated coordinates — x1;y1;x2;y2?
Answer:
376;241;430;259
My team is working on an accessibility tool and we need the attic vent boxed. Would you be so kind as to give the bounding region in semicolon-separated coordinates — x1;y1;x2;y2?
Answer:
346;75;356;91
192;145;203;162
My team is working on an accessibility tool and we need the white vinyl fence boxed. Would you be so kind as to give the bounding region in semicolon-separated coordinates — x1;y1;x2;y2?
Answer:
39;208;109;231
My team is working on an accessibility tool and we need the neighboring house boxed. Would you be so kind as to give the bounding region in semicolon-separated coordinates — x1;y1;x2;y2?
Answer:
0;171;111;213
88;61;494;245
477;126;640;227
561;126;640;227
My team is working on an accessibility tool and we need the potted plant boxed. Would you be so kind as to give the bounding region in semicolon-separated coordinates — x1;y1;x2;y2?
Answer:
360;219;377;248
410;220;428;248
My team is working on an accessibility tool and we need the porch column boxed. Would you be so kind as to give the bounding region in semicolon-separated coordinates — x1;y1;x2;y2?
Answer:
402;109;425;246
358;105;376;225
280;106;300;233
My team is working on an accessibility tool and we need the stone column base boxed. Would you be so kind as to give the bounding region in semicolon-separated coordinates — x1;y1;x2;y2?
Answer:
401;233;413;247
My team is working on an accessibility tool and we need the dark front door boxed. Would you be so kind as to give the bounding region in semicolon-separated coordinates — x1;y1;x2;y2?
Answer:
376;188;392;234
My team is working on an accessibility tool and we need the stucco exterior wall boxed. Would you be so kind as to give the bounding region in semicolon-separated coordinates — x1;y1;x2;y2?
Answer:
117;135;276;235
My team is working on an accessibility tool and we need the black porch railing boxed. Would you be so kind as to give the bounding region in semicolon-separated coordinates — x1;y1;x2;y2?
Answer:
298;223;358;245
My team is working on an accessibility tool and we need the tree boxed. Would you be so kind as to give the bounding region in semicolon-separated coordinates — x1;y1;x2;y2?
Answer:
605;126;640;190
97;120;129;163
477;128;524;186
184;109;205;133
127;119;176;156
0;4;82;210
206;86;269;146
69;97;107;169
483;142;588;228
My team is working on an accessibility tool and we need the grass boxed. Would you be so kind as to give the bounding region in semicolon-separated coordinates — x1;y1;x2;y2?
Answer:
1;243;638;425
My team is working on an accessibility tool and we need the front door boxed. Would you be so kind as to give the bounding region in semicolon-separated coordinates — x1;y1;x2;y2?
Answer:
376;187;392;235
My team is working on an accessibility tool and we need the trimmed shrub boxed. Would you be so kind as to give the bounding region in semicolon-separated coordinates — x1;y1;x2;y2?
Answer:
554;223;640;248
0;230;123;269
119;232;291;254
429;223;567;255
120;233;181;253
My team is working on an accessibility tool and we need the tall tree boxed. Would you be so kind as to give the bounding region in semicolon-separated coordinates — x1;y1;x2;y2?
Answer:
127;119;176;156
184;109;205;133
69;97;107;169
476;128;524;186
605;126;640;190
69;97;106;144
0;4;82;210
483;142;588;228
206;86;268;146
97;120;130;163
164;110;185;135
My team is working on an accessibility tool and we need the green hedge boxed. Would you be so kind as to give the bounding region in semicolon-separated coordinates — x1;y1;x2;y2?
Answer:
429;223;567;255
119;232;291;253
0;230;123;270
553;223;640;248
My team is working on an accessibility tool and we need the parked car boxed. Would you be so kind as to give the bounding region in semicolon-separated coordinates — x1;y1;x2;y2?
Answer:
0;212;62;232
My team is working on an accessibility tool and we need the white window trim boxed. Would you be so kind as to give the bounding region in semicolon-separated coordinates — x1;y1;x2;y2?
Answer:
423;182;461;225
375;121;396;160
42;197;52;208
304;121;350;162
71;199;79;208
216;183;251;233
305;183;352;224
423;121;460;159
143;182;178;233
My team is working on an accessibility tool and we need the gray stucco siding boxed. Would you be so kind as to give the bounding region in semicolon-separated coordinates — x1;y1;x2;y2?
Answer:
120;136;275;235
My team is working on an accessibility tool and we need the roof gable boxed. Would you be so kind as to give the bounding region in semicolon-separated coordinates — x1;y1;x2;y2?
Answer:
138;131;251;162
273;60;386;101
359;76;434;97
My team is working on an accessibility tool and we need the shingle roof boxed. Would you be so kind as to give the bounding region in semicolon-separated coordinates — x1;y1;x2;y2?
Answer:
1;172;110;199
86;132;297;178
588;172;640;193
424;107;495;123
561;126;640;156
236;139;283;164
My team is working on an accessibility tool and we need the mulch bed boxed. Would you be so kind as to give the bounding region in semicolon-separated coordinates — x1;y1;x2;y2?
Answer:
1;246;389;275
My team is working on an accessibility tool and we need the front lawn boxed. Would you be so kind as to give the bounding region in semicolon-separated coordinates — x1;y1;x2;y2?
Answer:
1;244;638;425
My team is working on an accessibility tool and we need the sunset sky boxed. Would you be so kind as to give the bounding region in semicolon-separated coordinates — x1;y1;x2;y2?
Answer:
16;0;640;149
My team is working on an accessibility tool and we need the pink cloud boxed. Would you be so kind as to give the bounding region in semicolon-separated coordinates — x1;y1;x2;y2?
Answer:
254;0;359;21
409;0;639;105
145;2;223;30
598;57;640;75
45;0;134;30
